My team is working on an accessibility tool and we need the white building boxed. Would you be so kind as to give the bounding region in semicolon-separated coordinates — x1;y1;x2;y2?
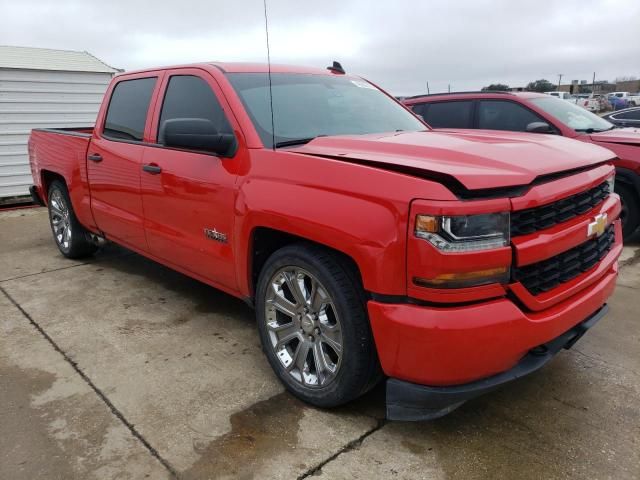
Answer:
0;46;119;199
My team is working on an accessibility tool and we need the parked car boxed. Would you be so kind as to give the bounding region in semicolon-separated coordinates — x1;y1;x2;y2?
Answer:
608;94;630;110
602;106;640;128
593;94;612;112
404;91;640;238
610;92;640;107
575;94;606;112
28;62;622;421
545;91;574;101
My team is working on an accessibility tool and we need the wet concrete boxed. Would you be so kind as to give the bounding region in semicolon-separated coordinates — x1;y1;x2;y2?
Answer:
0;291;170;480
0;208;126;282
1;207;639;479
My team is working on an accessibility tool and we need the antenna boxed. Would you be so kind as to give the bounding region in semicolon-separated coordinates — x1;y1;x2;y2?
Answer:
327;61;345;74
263;0;276;150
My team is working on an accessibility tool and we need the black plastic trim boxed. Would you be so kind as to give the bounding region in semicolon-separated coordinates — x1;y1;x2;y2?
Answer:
386;304;609;421
615;167;640;195
29;186;45;206
32;127;93;138
368;292;493;308
511;180;610;237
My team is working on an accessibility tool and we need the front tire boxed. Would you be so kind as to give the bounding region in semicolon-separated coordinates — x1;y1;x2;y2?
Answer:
47;180;98;259
256;243;381;408
617;184;640;241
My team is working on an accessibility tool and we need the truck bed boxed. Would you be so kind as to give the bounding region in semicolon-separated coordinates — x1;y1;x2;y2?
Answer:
33;126;95;137
28;126;96;229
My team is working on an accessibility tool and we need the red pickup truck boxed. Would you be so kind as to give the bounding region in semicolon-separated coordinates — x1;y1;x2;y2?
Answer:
28;63;622;420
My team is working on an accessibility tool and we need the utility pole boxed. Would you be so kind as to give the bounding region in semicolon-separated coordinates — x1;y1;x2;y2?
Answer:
558;73;563;90
448;84;451;93
592;72;596;93
426;81;430;95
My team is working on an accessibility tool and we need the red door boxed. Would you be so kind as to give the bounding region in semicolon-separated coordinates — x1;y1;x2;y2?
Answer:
87;75;161;252
140;69;243;291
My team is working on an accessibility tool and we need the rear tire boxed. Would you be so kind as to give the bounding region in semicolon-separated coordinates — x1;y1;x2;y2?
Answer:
255;243;381;408
617;183;640;241
47;180;98;259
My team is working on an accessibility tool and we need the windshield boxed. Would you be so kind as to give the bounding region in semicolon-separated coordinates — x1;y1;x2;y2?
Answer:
227;73;426;148
530;96;613;132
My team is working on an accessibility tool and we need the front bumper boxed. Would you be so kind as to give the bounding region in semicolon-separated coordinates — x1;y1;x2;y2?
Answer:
385;305;608;421
369;219;621;421
368;253;618;387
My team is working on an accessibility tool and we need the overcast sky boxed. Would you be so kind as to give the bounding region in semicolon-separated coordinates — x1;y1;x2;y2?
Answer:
3;0;639;95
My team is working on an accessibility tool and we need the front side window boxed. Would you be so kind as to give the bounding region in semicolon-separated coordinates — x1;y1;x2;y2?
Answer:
158;75;232;144
104;77;157;141
411;103;426;117
422;101;473;129
530;96;614;132
227;73;426;148
478;100;545;131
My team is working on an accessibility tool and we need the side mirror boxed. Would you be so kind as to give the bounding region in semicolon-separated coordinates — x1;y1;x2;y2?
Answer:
161;118;237;157
526;121;553;134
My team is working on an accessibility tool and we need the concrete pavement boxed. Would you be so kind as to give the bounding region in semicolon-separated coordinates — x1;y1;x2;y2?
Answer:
1;207;639;479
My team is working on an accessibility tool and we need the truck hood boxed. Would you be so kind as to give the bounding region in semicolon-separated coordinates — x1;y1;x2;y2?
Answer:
589;127;640;145
294;130;614;191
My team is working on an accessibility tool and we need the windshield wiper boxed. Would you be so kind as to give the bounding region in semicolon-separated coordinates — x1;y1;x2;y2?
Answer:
275;136;323;148
576;126;615;134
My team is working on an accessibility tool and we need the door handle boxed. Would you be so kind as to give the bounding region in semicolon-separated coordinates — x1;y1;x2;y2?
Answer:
142;164;162;174
88;154;103;162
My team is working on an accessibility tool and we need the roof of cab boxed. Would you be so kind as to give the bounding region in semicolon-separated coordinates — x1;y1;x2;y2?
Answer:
403;91;547;104
212;62;336;75
117;62;344;77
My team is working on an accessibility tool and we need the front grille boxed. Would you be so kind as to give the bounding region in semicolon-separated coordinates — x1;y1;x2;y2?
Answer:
512;225;615;295
511;181;610;237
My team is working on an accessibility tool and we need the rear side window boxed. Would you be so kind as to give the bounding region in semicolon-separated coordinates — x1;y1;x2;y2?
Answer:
478;100;545;132
158;75;232;144
422;101;473;128
615;109;640;120
104;78;157;141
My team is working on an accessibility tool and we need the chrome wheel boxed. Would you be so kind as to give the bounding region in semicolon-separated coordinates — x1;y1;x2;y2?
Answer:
50;189;72;250
264;267;343;388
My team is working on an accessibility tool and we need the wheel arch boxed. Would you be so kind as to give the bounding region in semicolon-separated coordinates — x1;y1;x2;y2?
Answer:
247;227;364;304
615;166;640;193
40;169;67;201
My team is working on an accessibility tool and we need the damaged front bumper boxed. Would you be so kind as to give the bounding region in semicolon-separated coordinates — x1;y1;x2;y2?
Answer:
386;304;608;421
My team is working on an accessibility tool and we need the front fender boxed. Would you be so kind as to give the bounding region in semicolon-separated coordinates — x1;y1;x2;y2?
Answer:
235;178;407;297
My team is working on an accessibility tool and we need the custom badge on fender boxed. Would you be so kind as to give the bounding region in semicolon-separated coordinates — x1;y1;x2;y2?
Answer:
204;228;228;243
587;213;607;238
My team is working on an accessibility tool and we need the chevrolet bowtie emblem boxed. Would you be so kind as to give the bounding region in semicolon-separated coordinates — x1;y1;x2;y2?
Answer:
587;213;608;237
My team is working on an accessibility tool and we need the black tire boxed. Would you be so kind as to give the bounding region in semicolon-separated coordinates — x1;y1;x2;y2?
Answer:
256;243;381;408
617;184;640;241
47;180;98;259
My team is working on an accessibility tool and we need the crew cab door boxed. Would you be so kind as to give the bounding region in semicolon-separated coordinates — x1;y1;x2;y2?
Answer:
88;74;161;251
140;69;241;290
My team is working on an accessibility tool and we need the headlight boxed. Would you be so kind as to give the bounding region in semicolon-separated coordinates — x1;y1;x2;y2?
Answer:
606;174;615;194
415;212;510;252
